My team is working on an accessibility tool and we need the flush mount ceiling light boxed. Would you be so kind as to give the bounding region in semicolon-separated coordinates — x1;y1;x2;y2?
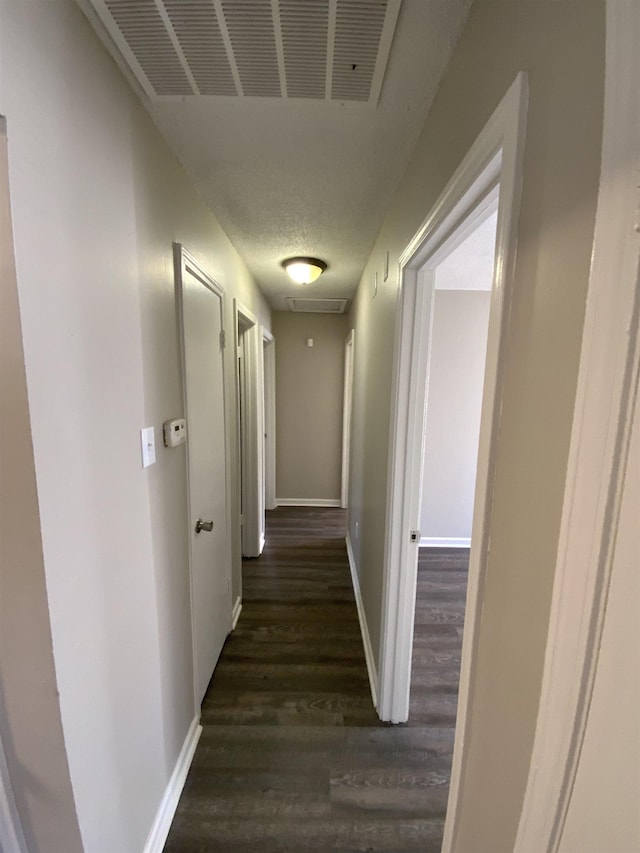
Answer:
282;257;327;285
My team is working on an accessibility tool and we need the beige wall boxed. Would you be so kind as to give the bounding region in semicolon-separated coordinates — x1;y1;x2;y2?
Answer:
420;290;491;542
558;389;640;853
347;2;605;850
0;2;270;850
0;122;82;853
273;312;349;502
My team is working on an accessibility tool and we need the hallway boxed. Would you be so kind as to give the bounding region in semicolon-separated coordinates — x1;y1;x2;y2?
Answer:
164;508;464;852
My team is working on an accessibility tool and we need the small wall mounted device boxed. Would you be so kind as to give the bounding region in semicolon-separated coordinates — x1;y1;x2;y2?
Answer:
140;426;156;468
163;418;186;447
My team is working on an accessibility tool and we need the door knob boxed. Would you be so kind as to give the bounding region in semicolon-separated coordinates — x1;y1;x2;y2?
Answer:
195;518;214;534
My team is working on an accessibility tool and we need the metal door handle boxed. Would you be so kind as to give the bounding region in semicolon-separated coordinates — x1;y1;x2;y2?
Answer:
195;518;214;533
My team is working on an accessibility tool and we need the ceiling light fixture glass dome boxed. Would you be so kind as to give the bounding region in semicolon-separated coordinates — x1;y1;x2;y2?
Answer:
282;256;327;285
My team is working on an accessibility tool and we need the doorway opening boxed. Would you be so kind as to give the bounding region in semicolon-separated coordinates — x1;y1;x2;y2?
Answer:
378;73;528;852
418;210;497;550
409;206;497;728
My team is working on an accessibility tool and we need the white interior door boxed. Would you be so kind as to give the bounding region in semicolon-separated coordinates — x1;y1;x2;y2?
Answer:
181;256;231;706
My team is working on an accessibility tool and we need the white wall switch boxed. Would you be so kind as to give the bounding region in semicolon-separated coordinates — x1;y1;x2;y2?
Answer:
163;417;186;447
140;427;156;468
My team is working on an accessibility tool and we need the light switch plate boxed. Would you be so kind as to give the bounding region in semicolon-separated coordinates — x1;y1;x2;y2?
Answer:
140;426;156;468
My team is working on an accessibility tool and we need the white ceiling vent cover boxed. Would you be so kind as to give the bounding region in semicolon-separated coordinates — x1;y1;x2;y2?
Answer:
286;297;349;314
85;0;402;105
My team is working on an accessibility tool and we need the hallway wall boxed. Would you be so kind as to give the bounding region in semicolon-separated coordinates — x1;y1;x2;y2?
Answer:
0;2;270;851
0;122;82;853
347;1;605;851
273;312;349;504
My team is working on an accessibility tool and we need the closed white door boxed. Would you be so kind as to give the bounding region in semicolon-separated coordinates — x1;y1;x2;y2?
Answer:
181;260;231;706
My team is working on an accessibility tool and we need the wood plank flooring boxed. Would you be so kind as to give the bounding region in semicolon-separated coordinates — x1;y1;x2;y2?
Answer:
164;508;468;852
409;547;469;728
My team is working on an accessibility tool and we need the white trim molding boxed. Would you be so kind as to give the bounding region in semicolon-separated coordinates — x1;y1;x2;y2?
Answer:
515;5;640;851
231;596;242;631
262;330;277;511
345;533;378;707
419;537;471;549
276;498;342;508
143;716;202;853
377;72;529;853
341;329;355;509
236;303;265;558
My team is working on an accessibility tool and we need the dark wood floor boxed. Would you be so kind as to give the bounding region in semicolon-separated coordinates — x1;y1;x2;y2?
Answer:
409;547;468;727
164;508;468;853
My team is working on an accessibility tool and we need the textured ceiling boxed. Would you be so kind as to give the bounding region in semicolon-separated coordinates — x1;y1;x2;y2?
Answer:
80;0;473;310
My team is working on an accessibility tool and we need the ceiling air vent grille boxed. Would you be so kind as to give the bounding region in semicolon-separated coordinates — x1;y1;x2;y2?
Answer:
85;0;402;106
286;297;349;314
222;0;281;97
104;0;192;95
279;0;329;100
332;0;388;102
164;0;236;95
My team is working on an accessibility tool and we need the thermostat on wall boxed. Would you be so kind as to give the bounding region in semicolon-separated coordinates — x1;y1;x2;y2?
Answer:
163;418;186;447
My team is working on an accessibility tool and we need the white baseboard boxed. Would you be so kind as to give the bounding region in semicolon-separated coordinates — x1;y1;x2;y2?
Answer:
231;596;242;631
259;532;265;554
419;536;471;548
143;715;202;853
276;498;342;507
345;532;378;707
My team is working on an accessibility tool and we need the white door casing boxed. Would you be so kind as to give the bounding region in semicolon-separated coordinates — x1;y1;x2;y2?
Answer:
378;72;529;851
236;302;265;557
263;329;277;511
175;245;232;707
341;329;355;509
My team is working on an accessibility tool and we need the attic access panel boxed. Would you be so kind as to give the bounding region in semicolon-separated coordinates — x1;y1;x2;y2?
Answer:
286;297;349;313
85;0;402;106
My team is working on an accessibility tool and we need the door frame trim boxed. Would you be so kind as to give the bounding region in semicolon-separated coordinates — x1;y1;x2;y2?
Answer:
341;329;355;509
514;4;640;849
262;329;277;511
174;243;233;709
235;301;265;557
377;72;528;850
